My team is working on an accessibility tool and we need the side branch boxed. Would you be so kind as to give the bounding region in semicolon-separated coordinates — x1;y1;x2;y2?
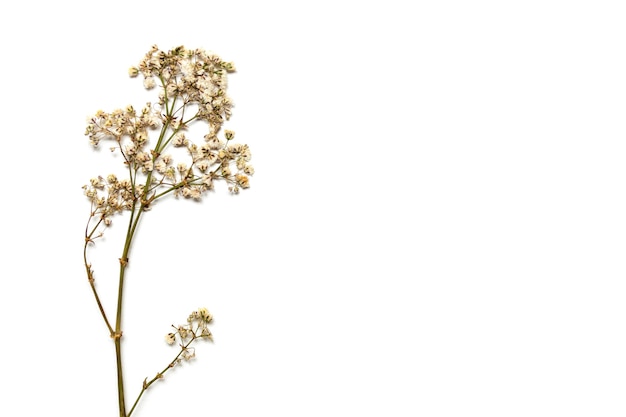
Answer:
127;335;199;417
84;215;114;335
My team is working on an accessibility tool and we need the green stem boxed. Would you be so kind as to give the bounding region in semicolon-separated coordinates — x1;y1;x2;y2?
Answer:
114;339;126;417
114;202;145;417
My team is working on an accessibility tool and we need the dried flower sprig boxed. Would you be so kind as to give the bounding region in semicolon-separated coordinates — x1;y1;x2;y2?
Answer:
126;308;214;417
82;45;251;417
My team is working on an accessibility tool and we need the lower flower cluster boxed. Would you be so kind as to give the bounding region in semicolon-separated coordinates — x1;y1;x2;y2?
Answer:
165;308;214;362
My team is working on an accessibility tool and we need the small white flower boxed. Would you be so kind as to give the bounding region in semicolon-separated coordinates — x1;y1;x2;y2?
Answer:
201;328;213;340
90;177;105;189
196;160;209;172
136;151;150;162
143;77;156;89
154;160;167;173
172;133;188;147
189;187;201;199
207;137;224;150
201;175;214;189
244;165;255;175
124;143;137;156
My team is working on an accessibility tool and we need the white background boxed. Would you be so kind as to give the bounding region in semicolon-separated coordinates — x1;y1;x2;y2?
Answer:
1;1;626;416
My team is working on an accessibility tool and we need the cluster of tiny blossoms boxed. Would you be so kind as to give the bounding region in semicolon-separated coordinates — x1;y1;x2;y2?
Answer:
83;174;138;225
83;45;253;227
165;308;214;362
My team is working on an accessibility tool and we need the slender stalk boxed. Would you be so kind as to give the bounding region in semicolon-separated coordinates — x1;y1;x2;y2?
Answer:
114;339;126;417
114;202;145;417
84;215;114;335
87;271;114;335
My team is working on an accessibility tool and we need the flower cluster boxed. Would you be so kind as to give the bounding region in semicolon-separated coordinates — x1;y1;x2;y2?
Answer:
82;174;142;226
83;45;253;228
131;44;235;130
84;103;161;148
165;308;214;362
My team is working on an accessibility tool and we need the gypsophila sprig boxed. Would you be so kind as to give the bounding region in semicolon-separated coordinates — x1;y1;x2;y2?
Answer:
82;45;252;417
126;308;214;417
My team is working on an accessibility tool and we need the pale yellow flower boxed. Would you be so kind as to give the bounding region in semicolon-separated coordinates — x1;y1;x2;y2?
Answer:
198;307;212;322
236;174;249;188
